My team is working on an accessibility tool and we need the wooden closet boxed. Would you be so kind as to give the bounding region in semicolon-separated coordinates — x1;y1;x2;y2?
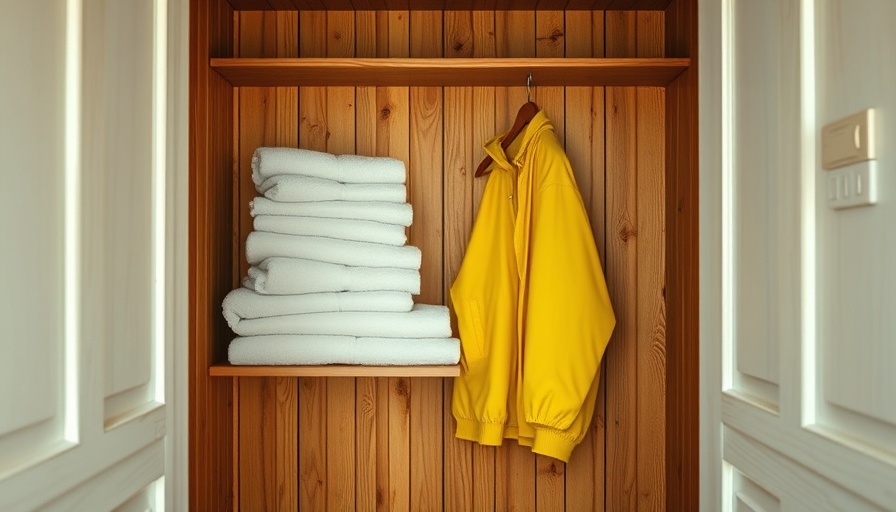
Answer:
189;0;698;510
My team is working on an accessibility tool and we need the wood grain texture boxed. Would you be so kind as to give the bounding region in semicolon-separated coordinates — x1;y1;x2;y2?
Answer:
212;57;690;87
190;0;236;508
665;0;699;510
224;0;675;9
635;11;667;512
296;13;329;512
407;15;445;509
191;5;695;511
442;76;474;510
564;11;607;512
605;11;639;511
232;10;299;512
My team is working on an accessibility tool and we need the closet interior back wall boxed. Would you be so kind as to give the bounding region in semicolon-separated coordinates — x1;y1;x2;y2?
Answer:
229;9;666;511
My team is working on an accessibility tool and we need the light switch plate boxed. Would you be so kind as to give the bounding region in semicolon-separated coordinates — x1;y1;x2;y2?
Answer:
821;108;876;170
827;160;878;210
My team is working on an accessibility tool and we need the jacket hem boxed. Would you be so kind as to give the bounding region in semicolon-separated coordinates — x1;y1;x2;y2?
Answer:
454;417;506;446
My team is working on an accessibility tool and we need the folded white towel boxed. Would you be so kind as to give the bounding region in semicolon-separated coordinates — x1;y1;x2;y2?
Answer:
258;175;407;203
222;288;414;329
252;147;407;186
230;304;451;338
228;334;460;366
250;198;413;227
254;215;407;246
245;258;421;295
245;232;422;269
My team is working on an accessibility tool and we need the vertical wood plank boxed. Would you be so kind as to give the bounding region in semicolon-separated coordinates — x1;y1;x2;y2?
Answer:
299;377;327;510
234;11;299;512
388;377;412;512
410;377;444;511
297;11;328;512
276;378;299;512
605;10;639;512
563;10;607;512
534;10;564;145
325;378;357;512
636;11;667;512
408;13;445;509
351;14;379;512
471;10;496;218
239;379;275;510
356;376;379;511
410;10;443;58
443;81;475;512
445;10;473;58
324;13;358;511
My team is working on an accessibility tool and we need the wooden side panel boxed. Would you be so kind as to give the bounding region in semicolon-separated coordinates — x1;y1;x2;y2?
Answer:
665;0;699;510
190;0;234;508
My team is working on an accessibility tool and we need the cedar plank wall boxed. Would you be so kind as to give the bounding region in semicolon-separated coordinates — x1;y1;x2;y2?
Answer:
215;8;669;512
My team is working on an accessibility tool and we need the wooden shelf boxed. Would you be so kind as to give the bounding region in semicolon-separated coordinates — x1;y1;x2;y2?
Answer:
210;363;461;377
211;57;690;87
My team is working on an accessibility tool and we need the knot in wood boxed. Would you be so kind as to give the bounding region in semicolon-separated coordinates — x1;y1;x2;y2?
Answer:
617;219;637;243
380;106;392;120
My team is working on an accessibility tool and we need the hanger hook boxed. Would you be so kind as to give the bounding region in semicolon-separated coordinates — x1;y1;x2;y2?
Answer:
526;73;532;102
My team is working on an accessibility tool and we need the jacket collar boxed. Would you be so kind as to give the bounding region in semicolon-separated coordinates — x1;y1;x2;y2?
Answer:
482;110;553;173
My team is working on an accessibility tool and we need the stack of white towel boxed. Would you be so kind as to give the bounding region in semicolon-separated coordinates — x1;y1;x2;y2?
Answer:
224;147;460;366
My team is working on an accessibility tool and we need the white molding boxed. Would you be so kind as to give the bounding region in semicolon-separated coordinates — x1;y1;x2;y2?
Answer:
699;0;724;509
165;0;190;508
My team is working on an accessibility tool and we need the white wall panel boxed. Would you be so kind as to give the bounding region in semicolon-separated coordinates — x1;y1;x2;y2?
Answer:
732;469;780;512
705;0;896;510
814;0;896;431
0;0;182;508
80;0;158;423
0;0;70;471
724;427;884;511
727;0;784;403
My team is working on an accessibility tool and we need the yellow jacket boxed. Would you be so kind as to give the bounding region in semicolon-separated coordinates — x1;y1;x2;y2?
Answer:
451;110;615;462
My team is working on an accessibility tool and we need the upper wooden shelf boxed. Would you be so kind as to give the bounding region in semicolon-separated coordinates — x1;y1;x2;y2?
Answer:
210;363;461;377
211;57;689;87
225;0;672;12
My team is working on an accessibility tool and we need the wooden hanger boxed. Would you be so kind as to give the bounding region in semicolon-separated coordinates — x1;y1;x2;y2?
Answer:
475;74;540;178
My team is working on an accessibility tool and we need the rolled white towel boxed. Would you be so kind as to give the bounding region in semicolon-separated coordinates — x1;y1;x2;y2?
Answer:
252;147;407;186
230;303;451;338
222;288;414;330
258;175;406;203
250;198;413;227
245;257;421;295
245;232;422;269
254;215;407;246
228;334;460;366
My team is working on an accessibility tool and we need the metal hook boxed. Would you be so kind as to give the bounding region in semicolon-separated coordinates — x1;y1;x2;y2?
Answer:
526;73;532;102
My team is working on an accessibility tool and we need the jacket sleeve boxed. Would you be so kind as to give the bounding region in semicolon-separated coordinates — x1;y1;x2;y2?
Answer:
521;155;616;444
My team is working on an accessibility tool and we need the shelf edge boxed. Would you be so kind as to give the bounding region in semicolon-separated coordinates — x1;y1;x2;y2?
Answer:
210;363;462;377
210;57;690;87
